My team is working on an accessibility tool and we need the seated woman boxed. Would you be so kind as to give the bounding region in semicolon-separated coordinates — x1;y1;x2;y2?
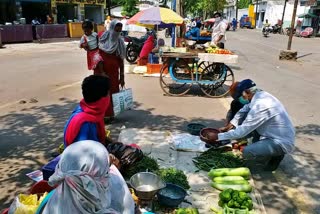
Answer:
185;22;201;39
36;140;135;214
64;75;110;147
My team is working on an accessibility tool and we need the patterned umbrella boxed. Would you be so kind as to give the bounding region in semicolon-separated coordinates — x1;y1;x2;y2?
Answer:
127;7;183;26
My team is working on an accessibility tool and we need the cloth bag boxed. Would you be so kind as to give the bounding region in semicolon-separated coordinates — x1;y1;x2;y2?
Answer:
112;88;133;116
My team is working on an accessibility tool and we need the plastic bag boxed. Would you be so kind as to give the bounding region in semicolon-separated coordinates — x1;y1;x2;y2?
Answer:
112;89;133;116
8;193;47;214
106;142;143;169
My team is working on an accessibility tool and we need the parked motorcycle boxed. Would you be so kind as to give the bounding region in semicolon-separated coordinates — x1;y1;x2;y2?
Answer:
124;34;148;63
124;30;156;64
262;26;272;37
272;24;282;34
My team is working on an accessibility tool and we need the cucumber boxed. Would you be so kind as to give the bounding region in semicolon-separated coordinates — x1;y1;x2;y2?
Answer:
213;179;249;185
208;167;251;179
211;182;253;192
213;176;245;182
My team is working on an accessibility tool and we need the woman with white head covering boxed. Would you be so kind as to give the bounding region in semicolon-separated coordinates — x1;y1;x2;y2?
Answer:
36;140;135;214
99;20;126;121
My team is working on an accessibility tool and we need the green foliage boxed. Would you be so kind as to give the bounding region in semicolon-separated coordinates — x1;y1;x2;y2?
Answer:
120;0;139;17
237;0;252;9
183;0;227;17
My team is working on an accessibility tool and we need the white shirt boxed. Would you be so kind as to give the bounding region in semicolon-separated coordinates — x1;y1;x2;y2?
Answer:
104;19;111;30
79;32;98;50
211;20;227;44
218;91;295;153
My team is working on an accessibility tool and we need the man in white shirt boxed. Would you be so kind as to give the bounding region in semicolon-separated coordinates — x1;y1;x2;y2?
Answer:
206;79;295;171
211;12;227;48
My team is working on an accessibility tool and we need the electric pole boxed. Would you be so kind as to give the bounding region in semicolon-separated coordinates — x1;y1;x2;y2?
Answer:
235;0;238;21
255;0;259;28
287;0;298;50
106;0;111;16
281;0;288;33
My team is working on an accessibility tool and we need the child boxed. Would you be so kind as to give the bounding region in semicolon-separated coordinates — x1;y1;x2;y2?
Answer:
80;21;104;75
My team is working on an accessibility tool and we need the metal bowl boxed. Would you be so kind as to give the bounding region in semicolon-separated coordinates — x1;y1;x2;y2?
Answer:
157;183;187;207
130;172;166;200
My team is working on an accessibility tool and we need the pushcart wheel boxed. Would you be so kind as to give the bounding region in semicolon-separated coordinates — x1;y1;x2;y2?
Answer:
198;61;211;73
160;59;193;96
199;64;234;98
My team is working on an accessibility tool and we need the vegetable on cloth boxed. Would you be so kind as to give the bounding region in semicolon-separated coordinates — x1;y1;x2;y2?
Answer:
211;182;252;192
175;208;199;214
157;168;190;190
218;189;253;210
123;155;159;179
208;168;251;179
192;149;243;171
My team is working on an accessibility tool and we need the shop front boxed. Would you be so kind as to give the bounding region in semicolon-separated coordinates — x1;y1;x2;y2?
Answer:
17;0;51;24
0;0;16;24
51;0;106;24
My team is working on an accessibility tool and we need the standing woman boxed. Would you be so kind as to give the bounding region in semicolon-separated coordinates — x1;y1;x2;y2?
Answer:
99;20;126;120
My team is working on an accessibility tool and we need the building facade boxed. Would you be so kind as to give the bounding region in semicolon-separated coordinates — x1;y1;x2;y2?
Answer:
0;0;106;25
51;0;106;24
224;0;311;28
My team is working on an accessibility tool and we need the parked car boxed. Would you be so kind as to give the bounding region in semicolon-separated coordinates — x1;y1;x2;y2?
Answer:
240;15;253;29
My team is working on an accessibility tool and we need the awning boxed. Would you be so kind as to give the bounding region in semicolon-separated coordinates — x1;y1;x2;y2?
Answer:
19;0;50;2
298;13;318;18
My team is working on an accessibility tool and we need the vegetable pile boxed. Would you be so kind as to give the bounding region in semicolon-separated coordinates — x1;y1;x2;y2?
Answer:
157;168;190;190
193;149;244;171
123;155;159;179
218;189;253;210
209;167;252;192
175;208;199;214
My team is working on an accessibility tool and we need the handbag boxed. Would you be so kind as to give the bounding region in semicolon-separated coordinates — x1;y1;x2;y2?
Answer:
112;88;133;116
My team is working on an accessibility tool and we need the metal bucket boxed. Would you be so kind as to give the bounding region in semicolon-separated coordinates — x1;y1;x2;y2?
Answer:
130;172;166;200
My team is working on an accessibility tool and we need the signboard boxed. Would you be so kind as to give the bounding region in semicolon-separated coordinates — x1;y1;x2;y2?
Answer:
54;0;105;4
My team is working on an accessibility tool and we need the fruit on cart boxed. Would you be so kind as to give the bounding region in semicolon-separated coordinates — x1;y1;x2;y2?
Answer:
218;189;253;210
206;47;233;55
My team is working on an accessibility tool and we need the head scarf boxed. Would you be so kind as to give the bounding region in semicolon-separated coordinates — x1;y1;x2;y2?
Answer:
42;140;119;214
99;19;126;59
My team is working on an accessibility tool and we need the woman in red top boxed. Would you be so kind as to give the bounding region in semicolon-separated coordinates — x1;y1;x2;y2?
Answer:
98;20;126;119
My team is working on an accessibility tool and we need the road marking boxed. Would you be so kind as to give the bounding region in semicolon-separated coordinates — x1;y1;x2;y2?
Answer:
0;101;20;110
51;81;81;92
0;81;81;110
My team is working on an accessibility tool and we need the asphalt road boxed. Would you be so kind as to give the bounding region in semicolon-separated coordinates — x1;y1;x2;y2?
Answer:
0;29;319;213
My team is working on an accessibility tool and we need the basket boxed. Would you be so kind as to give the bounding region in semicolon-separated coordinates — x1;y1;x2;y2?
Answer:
146;63;168;74
199;128;221;146
187;123;206;135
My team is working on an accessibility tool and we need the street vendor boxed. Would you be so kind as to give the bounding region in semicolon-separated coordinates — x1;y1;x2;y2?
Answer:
225;81;245;124
208;79;295;171
211;12;227;49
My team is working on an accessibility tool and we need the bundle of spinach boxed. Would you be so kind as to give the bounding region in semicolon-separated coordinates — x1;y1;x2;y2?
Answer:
157;168;190;190
192;148;244;171
122;155;159;179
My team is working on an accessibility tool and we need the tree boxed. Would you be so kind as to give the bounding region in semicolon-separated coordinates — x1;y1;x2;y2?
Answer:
238;0;252;9
183;0;227;18
114;0;139;17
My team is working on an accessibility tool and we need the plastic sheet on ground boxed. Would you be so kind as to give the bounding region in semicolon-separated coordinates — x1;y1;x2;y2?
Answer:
170;133;208;152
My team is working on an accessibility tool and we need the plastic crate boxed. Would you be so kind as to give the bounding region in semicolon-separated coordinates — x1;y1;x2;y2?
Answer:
146;63;168;74
148;53;159;64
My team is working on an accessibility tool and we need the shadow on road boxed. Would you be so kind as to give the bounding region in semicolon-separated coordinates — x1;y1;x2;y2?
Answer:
252;124;320;213
0;98;78;209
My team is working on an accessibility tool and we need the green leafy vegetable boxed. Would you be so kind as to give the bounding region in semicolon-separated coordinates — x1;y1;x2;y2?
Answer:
192;148;244;171
157;167;190;190
123;155;159;179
